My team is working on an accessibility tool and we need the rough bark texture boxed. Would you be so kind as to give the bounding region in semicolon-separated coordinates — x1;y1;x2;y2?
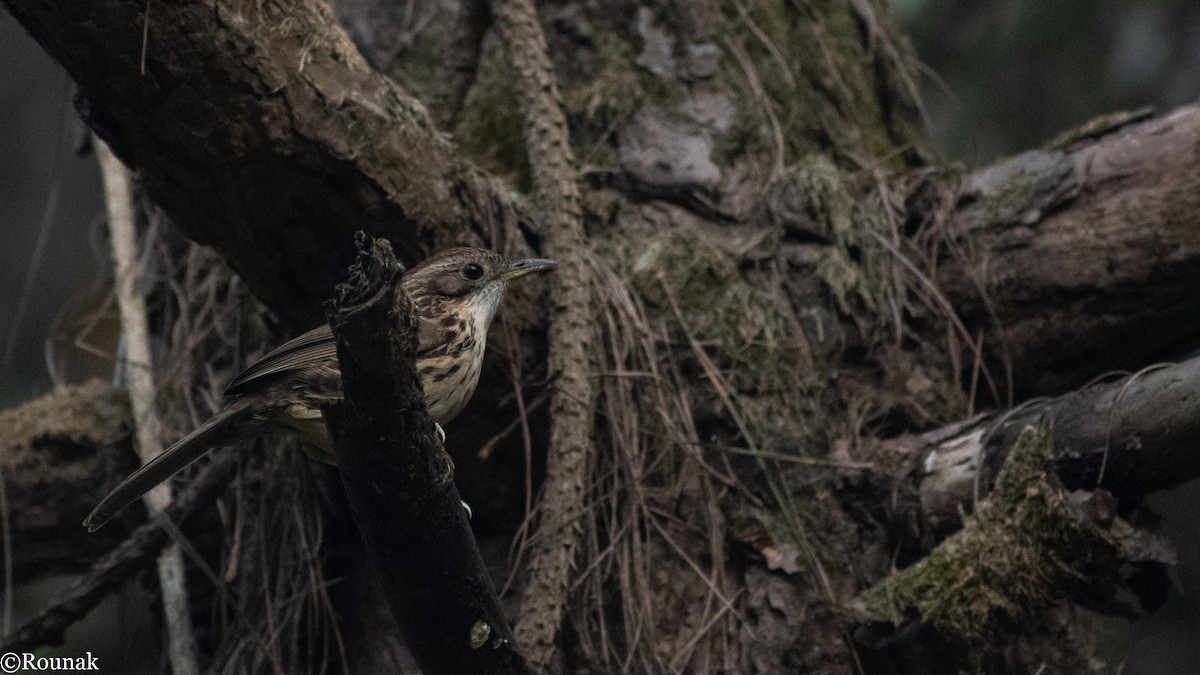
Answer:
861;426;1158;658
937;107;1200;396
492;0;594;668
323;234;529;675
3;0;528;326
887;355;1200;537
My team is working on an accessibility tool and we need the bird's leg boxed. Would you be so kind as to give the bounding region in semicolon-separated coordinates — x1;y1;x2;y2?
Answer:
431;421;467;516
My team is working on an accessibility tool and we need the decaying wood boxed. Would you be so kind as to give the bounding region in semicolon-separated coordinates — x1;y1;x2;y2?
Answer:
860;426;1169;655
882;355;1200;535
937;107;1200;394
323;234;529;675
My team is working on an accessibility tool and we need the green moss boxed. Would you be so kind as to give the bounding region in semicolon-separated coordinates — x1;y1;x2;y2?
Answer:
860;425;1124;646
453;37;531;191
779;154;879;314
563;33;644;126
630;230;736;311
715;0;919;168
630;229;795;360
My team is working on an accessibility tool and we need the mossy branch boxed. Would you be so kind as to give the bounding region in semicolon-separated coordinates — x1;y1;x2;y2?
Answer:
860;425;1136;646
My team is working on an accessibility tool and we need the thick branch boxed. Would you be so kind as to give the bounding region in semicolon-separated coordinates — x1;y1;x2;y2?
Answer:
323;234;529;675
937;106;1200;394
3;0;529;325
883;355;1200;535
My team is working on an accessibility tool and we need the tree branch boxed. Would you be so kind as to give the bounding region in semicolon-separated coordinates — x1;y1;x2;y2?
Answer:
99;136;199;675
936;106;1200;394
861;426;1154;647
323;233;530;675
2;0;530;326
881;355;1200;537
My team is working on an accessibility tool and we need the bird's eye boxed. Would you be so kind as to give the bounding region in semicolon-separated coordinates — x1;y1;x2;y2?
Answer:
461;262;485;281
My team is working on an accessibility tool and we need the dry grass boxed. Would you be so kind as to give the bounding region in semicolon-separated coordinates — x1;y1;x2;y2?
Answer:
552;252;743;673
140;213;345;674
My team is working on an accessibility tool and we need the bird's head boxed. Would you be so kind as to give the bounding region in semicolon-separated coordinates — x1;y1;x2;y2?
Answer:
403;247;557;327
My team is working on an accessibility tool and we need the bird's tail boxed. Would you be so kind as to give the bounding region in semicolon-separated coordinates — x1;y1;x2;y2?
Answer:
84;399;260;532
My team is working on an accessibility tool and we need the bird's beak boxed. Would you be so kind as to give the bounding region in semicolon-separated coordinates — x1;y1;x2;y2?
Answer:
500;257;557;281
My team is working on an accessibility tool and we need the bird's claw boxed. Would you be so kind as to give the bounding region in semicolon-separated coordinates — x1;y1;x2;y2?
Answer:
434;422;446;444
461;500;473;520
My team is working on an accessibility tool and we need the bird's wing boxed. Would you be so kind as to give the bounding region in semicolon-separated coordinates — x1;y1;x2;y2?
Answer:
224;325;338;396
224;316;442;397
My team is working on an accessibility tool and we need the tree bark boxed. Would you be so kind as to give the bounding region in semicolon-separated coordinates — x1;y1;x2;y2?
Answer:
323;234;529;675
885;355;1200;537
491;0;595;668
935;107;1200;396
3;0;529;326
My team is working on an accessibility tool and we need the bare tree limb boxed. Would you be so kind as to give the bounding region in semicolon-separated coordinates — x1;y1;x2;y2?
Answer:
880;355;1200;536
98;137;199;675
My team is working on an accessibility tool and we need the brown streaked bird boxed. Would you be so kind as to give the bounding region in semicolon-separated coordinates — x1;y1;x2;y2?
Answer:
84;247;556;532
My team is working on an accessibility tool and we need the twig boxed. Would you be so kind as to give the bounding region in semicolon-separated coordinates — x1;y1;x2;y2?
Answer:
492;0;594;667
97;138;199;675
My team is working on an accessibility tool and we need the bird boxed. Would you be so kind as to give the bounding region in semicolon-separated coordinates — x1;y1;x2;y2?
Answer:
84;247;556;531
